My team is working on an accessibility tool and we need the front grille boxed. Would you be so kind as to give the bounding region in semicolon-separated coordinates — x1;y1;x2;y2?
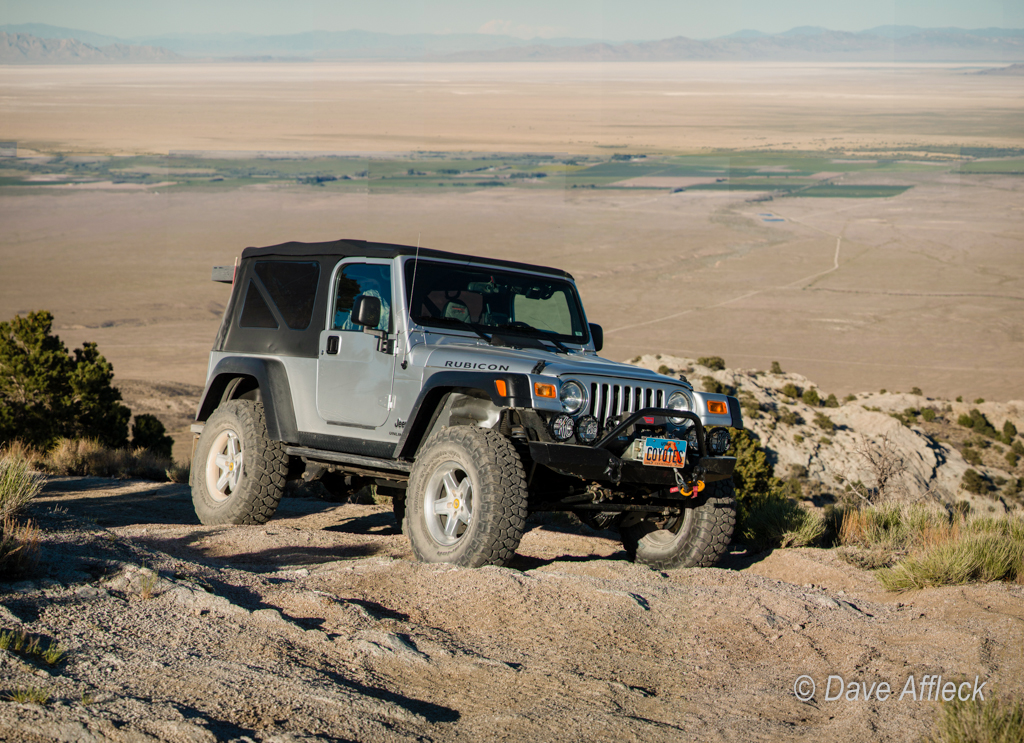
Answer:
589;382;667;429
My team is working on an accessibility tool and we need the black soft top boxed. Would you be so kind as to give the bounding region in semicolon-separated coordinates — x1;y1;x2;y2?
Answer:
241;239;573;280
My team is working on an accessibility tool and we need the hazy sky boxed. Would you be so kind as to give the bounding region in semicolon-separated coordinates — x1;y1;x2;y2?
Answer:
2;0;1020;40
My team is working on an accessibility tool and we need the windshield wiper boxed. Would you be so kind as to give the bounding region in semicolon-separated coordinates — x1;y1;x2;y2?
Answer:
415;315;492;343
496;322;570;354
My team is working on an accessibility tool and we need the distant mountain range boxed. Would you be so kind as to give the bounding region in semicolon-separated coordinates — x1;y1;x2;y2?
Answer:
1;23;1022;63
0;32;180;64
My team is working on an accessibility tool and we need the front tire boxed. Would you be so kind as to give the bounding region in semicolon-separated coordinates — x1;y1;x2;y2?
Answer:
190;400;287;525
620;479;736;569
405;427;527;567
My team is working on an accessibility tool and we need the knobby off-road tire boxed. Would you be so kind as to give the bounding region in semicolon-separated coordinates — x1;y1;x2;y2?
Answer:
620;479;736;569
405;427;528;568
191;400;287;525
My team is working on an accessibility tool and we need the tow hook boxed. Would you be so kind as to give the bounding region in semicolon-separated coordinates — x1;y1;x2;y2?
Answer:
670;468;705;498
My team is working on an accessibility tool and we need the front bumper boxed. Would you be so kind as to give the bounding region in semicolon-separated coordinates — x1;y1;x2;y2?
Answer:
528;442;736;486
528;405;736;486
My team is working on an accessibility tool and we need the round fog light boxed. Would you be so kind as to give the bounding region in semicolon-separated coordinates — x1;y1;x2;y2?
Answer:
708;427;731;455
575;415;600;444
549;414;575;442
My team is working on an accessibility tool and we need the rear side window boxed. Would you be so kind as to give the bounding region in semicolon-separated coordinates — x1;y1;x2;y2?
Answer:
239;280;278;328
249;261;320;330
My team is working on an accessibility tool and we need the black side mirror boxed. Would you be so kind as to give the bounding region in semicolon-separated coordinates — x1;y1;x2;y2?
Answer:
352;295;382;329
589;323;603;353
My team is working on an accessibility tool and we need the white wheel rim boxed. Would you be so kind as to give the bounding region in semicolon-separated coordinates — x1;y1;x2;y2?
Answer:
205;429;243;502
423;460;473;546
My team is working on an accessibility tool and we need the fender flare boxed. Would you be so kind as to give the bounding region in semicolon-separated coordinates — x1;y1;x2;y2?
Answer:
195;357;298;442
395;371;532;459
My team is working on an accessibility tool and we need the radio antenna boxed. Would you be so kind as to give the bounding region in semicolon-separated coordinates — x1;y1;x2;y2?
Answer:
401;234;422;370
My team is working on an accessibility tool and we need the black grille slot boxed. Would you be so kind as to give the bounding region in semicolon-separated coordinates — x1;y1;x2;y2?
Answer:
588;382;671;428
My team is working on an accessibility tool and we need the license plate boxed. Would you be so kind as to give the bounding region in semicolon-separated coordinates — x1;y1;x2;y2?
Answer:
641;437;687;467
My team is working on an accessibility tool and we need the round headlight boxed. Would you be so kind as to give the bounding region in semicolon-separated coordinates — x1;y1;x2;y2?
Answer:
684;425;700;452
549;414;575;442
559;380;586;414
575;415;600;445
707;427;731;456
667;390;693;423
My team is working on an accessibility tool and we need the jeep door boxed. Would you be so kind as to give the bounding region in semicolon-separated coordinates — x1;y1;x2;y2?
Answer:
316;259;396;428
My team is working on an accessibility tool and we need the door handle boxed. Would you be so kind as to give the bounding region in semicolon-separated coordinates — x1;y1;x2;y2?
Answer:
326;335;339;354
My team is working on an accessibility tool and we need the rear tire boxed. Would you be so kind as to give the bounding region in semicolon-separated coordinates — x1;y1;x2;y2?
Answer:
190;400;287;525
405;427;527;567
620;479;736;569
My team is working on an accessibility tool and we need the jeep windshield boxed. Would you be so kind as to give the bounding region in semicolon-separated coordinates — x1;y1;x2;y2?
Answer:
404;260;589;346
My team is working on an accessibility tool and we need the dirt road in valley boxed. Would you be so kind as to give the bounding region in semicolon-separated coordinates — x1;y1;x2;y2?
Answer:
0;477;1021;741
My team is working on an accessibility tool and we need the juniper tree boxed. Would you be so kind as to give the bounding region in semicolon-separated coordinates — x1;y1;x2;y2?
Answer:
0;311;130;449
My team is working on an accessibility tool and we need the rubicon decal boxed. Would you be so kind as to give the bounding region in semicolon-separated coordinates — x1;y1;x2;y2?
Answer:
443;361;510;371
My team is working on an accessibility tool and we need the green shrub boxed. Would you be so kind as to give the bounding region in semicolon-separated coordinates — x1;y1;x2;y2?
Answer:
730;430;781;522
780;383;800;398
813;412;835;431
975;398;985;404
131;414;174;459
962;469;988;494
1007;451;1019;469
824;394;839;408
697;356;725;371
1014;441;1024;456
657;364;671;375
911;386;923;396
793;434;804;444
770;361;783;374
777;409;803;426
801;388;820;406
956;396;963;402
958;409;998;438
962;447;983;467
0;311;130;450
922;408;937;422
843;394;857;403
702;376;735;396
929;696;1024;743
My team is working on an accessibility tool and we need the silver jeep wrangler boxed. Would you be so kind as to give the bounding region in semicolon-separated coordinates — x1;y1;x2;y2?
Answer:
191;239;742;569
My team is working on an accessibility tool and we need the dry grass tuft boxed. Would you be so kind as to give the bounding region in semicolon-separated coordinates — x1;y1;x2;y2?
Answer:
166;459;191;484
838;504;1024;590
0;517;41;579
2;685;50;705
929;696;1024;743
0;454;44;521
742;497;825;551
38;438;171;480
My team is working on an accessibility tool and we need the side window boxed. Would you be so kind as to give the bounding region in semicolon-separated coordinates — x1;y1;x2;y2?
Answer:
239;280;279;328
253;261;320;330
332;263;392;332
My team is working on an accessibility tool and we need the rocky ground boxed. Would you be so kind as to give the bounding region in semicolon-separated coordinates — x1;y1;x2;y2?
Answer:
2;476;1023;742
632;355;1024;514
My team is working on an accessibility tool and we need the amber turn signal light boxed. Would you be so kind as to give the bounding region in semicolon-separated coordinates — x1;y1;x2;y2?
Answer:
494;379;508;397
707;400;728;415
534;382;557;399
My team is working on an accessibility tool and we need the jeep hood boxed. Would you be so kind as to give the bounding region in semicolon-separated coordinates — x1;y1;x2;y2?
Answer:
417;342;687;387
